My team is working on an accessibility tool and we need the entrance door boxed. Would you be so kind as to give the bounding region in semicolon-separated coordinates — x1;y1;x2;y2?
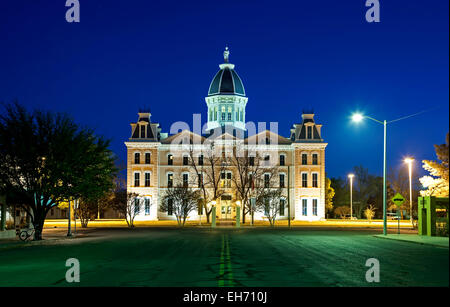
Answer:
220;195;233;220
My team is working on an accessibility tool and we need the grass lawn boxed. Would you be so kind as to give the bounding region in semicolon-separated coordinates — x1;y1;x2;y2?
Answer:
0;227;447;287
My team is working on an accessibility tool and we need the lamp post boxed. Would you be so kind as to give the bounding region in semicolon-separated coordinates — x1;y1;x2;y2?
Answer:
348;174;354;220
404;158;414;226
352;113;388;235
352;110;424;235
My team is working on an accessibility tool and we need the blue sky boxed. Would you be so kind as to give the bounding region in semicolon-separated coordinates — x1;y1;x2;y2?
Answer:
0;0;448;179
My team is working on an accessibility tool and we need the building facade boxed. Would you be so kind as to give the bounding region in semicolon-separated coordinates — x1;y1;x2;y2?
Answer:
125;48;327;222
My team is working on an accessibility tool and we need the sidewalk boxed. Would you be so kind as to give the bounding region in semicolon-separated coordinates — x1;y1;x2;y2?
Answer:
374;234;449;248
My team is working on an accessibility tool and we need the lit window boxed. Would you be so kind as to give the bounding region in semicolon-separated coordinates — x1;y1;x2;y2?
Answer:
302;199;308;216
168;154;173;165
312;199;318;216
145;199;151;215
167;173;173;188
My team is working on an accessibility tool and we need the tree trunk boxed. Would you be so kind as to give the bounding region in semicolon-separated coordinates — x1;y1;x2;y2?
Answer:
33;211;45;241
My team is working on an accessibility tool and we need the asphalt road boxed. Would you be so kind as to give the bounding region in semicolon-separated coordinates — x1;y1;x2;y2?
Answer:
0;228;448;287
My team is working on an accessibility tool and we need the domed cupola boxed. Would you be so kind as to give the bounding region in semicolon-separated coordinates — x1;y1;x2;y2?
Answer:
208;49;246;96
205;47;248;132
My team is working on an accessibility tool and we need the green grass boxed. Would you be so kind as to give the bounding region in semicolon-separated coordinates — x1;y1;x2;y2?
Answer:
0;228;448;287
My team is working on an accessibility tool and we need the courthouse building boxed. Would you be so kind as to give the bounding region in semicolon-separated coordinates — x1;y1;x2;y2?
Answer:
125;48;328;222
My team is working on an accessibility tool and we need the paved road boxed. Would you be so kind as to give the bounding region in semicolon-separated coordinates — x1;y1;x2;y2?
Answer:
0;228;448;286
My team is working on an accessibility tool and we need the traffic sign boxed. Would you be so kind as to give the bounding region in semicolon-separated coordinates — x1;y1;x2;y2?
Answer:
392;193;405;207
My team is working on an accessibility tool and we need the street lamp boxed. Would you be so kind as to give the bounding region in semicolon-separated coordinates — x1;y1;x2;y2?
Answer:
352;112;388;235
351;110;424;235
404;158;414;226
348;174;354;220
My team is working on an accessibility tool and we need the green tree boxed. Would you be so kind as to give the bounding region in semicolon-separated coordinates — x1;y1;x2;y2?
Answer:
420;132;449;197
325;177;335;217
0;102;117;240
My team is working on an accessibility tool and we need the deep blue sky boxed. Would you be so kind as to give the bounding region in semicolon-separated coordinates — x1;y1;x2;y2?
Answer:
0;0;448;179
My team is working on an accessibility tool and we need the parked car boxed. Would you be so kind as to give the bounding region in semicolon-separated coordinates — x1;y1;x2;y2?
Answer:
387;212;400;220
344;214;358;220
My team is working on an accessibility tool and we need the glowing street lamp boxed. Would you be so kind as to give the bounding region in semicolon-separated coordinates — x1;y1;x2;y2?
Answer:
351;110;423;235
348;174;354;220
404;158;414;226
352;112;388;235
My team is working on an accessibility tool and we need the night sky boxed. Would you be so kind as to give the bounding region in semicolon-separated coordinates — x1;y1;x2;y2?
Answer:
0;0;448;179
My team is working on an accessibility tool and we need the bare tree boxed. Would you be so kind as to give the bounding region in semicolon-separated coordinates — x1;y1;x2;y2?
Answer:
254;188;284;226
188;142;227;223
160;184;201;226
111;190;140;227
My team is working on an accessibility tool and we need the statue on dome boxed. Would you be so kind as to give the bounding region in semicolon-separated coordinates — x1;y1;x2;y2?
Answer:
223;46;230;63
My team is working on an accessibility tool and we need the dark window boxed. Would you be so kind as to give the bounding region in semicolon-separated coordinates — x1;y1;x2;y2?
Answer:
302;173;307;188
198;199;203;215
312;173;318;188
145;173;151;187
312;199;318;216
279;199;285;216
140;125;146;138
198;174;203;187
134;172;140;187
228;113;232;121
134;199;140;214
264;155;270;162
280;155;285;166
302;199;308;216
264;198;270;216
167;199;173;216
312;154;318;165
264;174;270;188
198;155;204;166
265;137;270;145
167;173;173;188
145;199;150;215
280;174;285;188
183;156;189;166
301;154;307;165
249;156;255;166
134;152;140;164
222;113;226;121
145;153;151;164
307;126;312;139
183;173;189;187
168;154;173;165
